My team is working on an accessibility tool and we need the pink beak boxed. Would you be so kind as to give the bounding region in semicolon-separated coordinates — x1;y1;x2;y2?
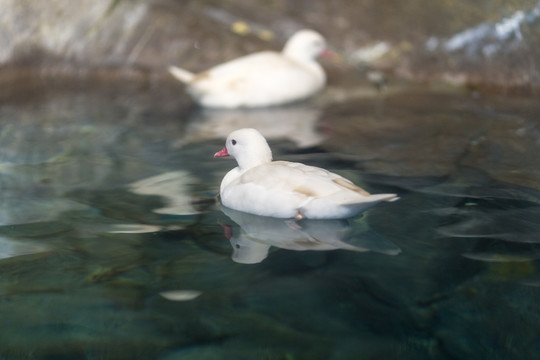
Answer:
214;146;230;158
321;49;334;59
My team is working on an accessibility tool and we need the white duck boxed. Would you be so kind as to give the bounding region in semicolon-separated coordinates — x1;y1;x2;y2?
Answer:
214;128;398;219
168;29;327;108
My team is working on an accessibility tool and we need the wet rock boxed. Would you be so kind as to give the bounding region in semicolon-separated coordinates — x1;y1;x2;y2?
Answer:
0;0;539;91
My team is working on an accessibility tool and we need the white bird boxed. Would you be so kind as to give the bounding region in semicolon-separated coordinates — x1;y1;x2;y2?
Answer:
168;29;327;108
214;128;398;219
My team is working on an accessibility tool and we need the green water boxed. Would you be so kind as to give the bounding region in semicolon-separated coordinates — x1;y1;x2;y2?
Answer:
1;80;540;359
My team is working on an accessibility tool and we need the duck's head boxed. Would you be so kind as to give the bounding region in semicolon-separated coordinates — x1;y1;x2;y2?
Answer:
214;128;273;170
282;29;327;61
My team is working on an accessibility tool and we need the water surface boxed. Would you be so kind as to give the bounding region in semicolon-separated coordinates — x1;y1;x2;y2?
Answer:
1;79;539;359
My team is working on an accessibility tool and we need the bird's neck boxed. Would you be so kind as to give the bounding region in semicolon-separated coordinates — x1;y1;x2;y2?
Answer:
282;50;325;83
282;46;312;63
237;151;272;172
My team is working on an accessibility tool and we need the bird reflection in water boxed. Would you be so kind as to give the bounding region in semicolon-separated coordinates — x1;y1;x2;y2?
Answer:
175;103;325;149
219;205;401;264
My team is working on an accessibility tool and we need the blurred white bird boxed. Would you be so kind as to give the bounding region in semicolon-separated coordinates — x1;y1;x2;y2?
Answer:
169;30;328;108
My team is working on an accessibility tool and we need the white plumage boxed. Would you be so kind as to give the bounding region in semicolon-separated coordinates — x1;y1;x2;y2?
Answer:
214;128;398;219
169;30;327;108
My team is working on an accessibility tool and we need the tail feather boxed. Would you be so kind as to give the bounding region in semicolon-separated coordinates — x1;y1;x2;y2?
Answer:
302;192;398;219
168;65;195;83
342;193;399;205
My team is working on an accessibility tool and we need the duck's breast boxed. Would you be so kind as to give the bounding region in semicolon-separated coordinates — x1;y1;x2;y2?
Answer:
220;163;307;218
220;161;362;218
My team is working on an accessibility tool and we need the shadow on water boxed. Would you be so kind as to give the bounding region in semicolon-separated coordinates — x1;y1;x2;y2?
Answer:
1;78;540;359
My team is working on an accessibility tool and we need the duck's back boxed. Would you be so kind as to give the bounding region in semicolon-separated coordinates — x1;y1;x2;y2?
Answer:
189;52;325;108
220;161;386;219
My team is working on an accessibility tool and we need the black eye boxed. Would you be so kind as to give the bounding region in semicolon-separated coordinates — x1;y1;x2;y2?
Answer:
232;139;237;145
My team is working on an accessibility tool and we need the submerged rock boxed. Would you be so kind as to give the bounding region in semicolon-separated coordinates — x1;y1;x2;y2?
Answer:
321;90;540;191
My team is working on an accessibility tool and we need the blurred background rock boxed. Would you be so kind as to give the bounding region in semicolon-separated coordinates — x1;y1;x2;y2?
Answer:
1;0;539;94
